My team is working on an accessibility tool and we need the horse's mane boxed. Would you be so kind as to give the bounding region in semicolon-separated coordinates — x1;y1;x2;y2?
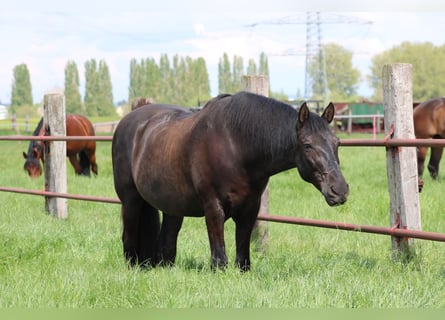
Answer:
25;117;45;162
33;117;44;136
204;92;330;158
206;92;299;158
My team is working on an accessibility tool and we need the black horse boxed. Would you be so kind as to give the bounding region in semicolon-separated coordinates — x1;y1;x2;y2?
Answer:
112;92;349;271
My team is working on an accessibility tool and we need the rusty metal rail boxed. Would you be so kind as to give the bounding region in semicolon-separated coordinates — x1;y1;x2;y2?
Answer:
0;186;120;204
256;214;445;242
2;134;445;243
340;138;445;147
0;135;113;141
2;135;445;147
1;185;444;243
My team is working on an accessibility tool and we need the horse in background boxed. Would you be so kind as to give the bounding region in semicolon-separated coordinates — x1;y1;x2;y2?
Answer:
112;92;349;271
131;97;152;111
23;114;98;178
414;97;445;185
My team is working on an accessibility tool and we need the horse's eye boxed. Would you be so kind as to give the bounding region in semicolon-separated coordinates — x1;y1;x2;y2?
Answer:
304;144;312;151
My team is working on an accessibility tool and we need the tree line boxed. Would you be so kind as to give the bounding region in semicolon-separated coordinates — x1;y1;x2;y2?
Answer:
10;52;271;117
9;41;445;117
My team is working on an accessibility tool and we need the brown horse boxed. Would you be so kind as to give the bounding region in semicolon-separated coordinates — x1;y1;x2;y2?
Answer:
414;97;445;185
23;114;98;178
112;92;349;271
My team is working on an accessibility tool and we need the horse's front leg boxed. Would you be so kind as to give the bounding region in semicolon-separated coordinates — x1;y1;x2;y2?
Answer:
204;201;228;269
428;146;443;180
158;213;184;266
232;199;261;272
68;154;82;175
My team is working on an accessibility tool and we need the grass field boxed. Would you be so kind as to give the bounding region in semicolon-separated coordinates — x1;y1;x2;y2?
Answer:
0;130;444;308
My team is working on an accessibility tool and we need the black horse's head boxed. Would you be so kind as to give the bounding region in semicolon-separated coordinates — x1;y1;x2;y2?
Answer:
295;102;349;206
23;141;44;178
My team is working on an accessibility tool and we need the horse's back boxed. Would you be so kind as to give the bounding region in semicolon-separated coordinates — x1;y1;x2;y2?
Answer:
66;114;95;136
414;98;445;138
112;104;195;208
65;114;96;155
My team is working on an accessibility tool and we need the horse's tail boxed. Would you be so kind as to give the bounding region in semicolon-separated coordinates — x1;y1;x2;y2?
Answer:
79;150;91;176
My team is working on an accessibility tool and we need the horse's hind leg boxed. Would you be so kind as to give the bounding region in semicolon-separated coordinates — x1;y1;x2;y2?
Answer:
83;143;98;176
87;143;98;175
68;154;83;175
158;214;184;266
121;193;160;268
79;150;91;176
428;146;444;180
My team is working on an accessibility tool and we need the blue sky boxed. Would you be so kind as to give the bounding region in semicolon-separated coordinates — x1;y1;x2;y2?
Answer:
1;0;444;105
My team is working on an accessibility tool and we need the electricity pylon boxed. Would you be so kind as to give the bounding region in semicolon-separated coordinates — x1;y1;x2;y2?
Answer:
245;12;372;100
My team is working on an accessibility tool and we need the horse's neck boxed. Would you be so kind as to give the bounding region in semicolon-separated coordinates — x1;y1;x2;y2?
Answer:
239;115;298;178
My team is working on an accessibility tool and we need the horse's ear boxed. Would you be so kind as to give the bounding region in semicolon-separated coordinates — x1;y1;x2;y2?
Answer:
298;102;310;125
23;152;28;159
321;102;335;124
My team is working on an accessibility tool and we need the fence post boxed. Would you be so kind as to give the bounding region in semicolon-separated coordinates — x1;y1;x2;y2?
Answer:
241;75;269;250
383;63;421;261
43;91;67;219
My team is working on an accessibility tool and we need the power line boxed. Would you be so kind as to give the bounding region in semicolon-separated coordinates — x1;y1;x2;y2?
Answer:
246;12;373;100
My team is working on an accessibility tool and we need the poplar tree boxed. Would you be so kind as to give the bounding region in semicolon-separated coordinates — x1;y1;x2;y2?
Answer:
232;55;244;93
128;54;210;108
84;59;99;116
246;59;257;75
64;60;83;114
84;59;115;116
11;63;33;113
218;53;231;94
97;60;115;116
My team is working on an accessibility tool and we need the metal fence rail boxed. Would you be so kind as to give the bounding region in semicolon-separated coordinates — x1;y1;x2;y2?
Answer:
2;135;445;147
2;134;445;244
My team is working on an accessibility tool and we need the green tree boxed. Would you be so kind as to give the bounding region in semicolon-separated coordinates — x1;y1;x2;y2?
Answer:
11;63;33;113
246;59;257;76
193;57;211;105
97;60;115;116
258;52;270;77
368;41;445;101
64;61;83;114
128;54;210;107
144;57;161;102
218;52;270;95
309;43;361;102
84;59;99;116
128;58;144;101
218;53;232;94
258;52;271;95
232;55;244;93
159;54;172;103
84;59;115;116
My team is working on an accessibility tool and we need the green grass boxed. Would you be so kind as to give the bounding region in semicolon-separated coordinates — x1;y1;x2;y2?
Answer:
0;133;444;307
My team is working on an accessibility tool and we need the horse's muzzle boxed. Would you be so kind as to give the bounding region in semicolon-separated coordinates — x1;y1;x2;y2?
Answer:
322;173;349;206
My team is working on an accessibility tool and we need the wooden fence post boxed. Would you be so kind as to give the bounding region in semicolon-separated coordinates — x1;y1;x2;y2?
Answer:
241;75;269;250
43;91;67;219
383;63;421;261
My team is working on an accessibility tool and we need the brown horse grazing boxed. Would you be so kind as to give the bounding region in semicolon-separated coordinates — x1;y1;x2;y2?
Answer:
23;114;98;178
112;92;349;271
414;97;445;185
